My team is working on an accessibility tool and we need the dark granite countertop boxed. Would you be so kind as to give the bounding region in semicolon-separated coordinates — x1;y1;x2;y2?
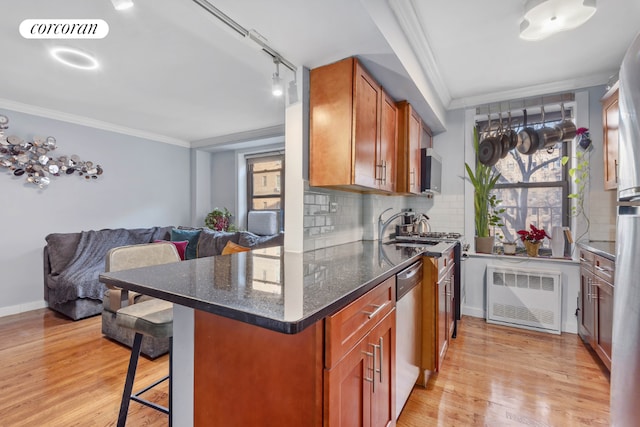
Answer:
99;240;455;334
578;241;616;261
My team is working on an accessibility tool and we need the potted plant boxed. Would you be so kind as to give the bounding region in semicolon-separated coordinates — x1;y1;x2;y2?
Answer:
205;207;238;232
465;128;502;253
517;224;550;257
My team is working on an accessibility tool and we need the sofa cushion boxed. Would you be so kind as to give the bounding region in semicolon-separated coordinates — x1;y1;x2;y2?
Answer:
238;231;284;250
221;241;251;255
171;228;201;260
197;229;240;258
155;239;188;261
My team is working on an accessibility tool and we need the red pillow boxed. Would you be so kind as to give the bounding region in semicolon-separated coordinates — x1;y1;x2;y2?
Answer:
154;240;188;261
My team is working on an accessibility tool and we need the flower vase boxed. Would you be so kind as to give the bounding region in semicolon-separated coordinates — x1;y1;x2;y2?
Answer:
524;240;540;257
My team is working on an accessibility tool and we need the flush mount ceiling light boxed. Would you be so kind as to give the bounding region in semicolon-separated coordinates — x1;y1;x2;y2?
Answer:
272;58;283;97
50;47;99;70
110;0;134;11
520;0;597;41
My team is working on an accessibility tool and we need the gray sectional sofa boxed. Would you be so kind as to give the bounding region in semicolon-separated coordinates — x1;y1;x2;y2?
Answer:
43;226;283;357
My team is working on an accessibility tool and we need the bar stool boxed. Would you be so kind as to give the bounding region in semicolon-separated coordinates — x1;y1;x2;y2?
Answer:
104;242;180;427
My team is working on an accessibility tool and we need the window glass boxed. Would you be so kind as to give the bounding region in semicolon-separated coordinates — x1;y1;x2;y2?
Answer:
247;154;284;229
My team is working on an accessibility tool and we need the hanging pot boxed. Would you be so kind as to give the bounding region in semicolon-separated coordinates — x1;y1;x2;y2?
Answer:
555;103;577;141
537;106;562;149
517;109;539;155
479;114;502;166
505;111;519;151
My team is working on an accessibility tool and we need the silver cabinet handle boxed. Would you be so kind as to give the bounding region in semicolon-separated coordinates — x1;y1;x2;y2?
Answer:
362;347;376;392
363;301;389;320
377;337;384;383
615;159;619;183
382;161;387;185
410;168;415;186
586;277;592;301
376;163;384;182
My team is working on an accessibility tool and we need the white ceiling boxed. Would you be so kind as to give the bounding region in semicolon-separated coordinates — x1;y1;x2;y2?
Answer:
0;0;638;145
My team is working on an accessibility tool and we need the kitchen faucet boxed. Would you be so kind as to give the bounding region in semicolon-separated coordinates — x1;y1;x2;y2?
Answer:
378;208;414;242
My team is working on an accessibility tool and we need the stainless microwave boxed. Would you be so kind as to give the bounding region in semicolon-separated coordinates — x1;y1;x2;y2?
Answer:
420;148;441;194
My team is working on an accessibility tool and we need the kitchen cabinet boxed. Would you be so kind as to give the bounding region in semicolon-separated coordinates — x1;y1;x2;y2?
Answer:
578;247;614;370
310;57;397;193
396;101;424;194
325;276;396;427
421;247;455;374
601;83;619;190
195;274;396;426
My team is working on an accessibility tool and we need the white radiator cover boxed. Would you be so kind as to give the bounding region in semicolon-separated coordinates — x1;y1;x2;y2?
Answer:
486;265;562;334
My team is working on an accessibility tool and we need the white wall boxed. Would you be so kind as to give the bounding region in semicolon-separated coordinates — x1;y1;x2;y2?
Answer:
0;108;191;316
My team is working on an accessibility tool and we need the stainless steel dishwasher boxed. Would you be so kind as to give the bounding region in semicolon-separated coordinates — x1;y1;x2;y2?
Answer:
395;260;423;418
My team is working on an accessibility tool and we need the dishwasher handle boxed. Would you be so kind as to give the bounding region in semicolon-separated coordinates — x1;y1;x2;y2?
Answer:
396;261;423;300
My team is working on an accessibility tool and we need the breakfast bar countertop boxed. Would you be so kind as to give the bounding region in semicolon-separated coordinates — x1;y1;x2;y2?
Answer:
99;240;456;334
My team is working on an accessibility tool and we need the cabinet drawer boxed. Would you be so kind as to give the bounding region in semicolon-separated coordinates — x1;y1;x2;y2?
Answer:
594;255;614;283
438;248;455;276
579;249;595;269
325;276;395;369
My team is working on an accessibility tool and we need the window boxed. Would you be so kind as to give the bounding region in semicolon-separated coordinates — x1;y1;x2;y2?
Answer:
247;153;284;226
484;121;569;249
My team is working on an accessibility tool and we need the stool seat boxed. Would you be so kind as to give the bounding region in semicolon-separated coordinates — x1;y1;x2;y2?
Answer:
116;299;173;339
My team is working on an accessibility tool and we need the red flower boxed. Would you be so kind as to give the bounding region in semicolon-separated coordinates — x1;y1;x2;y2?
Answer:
576;127;589;135
517;224;550;243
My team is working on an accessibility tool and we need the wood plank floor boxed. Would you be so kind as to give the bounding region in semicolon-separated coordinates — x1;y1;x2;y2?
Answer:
0;309;609;426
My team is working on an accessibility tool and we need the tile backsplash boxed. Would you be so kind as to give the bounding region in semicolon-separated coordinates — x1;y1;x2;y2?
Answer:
303;181;465;251
588;189;617;241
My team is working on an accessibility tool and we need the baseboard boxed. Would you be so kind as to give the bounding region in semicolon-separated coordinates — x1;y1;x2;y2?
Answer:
562;319;578;335
461;305;485;319
0;300;48;318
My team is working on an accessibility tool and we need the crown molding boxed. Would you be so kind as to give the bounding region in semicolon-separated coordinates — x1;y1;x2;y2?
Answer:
191;124;285;150
448;71;613;110
388;0;451;107
0;98;190;147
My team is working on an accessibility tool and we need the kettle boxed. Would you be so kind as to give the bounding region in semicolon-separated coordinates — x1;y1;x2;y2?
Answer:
415;213;431;235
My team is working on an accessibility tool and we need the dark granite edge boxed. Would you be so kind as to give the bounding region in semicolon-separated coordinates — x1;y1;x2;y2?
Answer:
577;241;616;261
99;252;425;334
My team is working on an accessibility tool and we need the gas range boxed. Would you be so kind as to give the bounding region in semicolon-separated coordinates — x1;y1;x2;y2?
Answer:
395;231;464;243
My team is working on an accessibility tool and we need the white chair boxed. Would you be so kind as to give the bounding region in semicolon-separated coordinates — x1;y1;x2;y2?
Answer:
105;242;180;427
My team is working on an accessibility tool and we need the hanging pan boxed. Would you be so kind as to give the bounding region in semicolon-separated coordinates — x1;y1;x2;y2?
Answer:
478;114;502;166
517;109;539;155
556;103;577;141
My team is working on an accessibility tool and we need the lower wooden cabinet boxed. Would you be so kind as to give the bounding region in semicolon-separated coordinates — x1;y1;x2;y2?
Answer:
325;310;395;427
578;247;614;370
194;277;396;426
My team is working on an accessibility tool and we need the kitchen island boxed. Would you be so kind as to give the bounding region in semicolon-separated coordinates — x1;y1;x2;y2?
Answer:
99;240;455;425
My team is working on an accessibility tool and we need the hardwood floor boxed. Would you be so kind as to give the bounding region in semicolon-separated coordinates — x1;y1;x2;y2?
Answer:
0;309;609;426
397;317;610;426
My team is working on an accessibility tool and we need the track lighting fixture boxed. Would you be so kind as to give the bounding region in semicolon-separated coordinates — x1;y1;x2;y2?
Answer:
110;0;134;11
272;58;283;97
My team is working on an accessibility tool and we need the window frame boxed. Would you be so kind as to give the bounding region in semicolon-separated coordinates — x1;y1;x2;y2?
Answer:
246;153;285;228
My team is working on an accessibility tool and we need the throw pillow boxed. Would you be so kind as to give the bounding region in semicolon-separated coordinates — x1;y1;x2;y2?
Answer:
171;228;201;260
154;240;188;261
221;240;250;255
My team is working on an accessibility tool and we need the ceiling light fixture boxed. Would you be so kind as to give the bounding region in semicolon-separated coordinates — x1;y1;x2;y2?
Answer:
519;0;597;41
110;0;134;11
50;47;99;70
272;58;283;97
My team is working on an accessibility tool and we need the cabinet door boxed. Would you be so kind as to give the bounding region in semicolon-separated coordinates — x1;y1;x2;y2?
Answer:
325;338;372;427
579;267;596;345
408;108;422;194
369;310;395;427
379;91;397;192
446;268;455;340
594;279;614;370
354;61;381;189
602;87;619;190
437;272;448;367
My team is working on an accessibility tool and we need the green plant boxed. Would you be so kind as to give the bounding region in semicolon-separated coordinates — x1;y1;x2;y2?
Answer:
465;128;502;238
205;207;238;232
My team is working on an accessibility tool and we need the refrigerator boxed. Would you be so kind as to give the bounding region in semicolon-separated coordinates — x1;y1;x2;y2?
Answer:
611;31;640;426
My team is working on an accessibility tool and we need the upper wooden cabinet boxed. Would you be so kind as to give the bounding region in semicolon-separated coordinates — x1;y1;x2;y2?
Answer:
396;101;430;194
601;83;619;190
310;57;397;193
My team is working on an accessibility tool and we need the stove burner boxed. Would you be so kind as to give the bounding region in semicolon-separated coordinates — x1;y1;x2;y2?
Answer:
420;231;462;239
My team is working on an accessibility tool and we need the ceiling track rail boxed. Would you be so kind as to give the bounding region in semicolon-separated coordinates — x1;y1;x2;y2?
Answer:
192;0;297;73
